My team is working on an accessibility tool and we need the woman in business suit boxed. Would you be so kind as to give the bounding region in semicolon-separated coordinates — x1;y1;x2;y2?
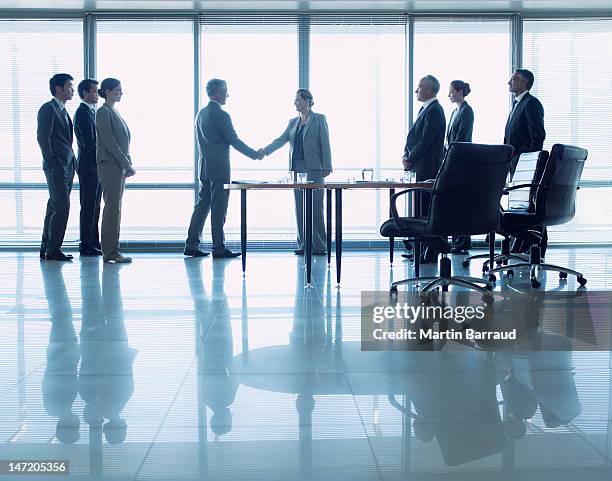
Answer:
96;78;136;263
446;80;474;254
263;89;332;255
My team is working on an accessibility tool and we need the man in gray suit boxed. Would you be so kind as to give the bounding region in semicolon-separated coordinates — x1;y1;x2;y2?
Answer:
185;79;260;258
37;73;77;261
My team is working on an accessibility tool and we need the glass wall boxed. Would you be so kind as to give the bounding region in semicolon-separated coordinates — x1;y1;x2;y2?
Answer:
0;13;611;245
413;18;511;145
96;19;195;185
310;16;407;235
0;19;83;243
200;17;299;240
524;19;612;243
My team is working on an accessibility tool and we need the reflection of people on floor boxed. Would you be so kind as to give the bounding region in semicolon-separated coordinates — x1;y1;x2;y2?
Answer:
186;259;238;437
41;261;80;443
79;263;137;445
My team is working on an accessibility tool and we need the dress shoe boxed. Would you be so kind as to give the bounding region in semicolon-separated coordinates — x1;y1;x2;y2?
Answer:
103;253;132;263
184;248;210;257
80;247;103;256
46;251;73;261
294;249;304;255
401;253;413;260
212;249;241;259
40;248;46;259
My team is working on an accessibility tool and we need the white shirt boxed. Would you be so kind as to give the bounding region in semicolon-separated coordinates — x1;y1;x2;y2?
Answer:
52;97;66;111
417;97;437;119
508;90;529;123
81;100;96;113
514;90;529;105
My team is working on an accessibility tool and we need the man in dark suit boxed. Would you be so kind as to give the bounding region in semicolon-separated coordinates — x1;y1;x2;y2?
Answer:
402;75;446;263
504;69;546;177
37;73;77;261
504;69;547;254
185;79;260;258
74;78;102;256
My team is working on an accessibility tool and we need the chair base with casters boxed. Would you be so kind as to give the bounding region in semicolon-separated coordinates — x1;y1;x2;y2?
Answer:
488;244;587;289
390;252;493;298
462;237;528;273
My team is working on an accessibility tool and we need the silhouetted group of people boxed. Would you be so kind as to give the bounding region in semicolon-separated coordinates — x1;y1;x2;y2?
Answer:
38;68;544;264
401;69;545;263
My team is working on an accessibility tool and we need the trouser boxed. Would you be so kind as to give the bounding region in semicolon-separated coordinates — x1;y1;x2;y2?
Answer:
97;162;126;257
78;169;102;250
293;170;326;252
42;166;75;254
186;178;230;255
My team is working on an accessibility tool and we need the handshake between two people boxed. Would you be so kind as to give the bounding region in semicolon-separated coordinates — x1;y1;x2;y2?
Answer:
255;148;267;160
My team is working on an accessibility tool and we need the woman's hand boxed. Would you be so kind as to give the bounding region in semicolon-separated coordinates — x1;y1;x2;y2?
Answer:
323;170;331;178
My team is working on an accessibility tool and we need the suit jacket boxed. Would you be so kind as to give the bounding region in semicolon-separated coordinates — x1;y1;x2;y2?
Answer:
196;101;258;181
504;92;545;169
74;103;97;174
37;99;76;172
95;104;132;170
446;101;474;145
404;99;446;180
264;112;332;172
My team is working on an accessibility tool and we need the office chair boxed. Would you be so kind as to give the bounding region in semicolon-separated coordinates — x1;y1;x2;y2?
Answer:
380;142;513;296
488;144;588;288
462;150;550;274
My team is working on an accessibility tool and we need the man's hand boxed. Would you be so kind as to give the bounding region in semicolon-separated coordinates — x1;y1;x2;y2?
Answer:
323;170;331;178
402;156;412;171
125;166;136;177
256;148;266;160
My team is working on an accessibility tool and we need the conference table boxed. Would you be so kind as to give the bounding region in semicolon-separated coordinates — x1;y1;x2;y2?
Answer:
225;180;433;286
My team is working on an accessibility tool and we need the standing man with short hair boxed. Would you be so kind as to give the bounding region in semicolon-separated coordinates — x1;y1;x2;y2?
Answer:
74;78;102;256
504;68;546;176
402;74;446;263
504;69;547;254
38;73;77;261
185;78;260;258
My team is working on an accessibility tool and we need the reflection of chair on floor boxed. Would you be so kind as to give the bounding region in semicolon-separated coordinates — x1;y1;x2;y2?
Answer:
391;355;509;467
498;333;581;430
380;142;512;295
488;144;588;288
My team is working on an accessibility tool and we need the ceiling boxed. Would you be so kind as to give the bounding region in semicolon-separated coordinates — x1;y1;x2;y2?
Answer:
0;0;610;14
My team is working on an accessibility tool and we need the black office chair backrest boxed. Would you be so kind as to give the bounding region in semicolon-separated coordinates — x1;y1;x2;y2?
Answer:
508;151;549;212
535;144;588;226
428;142;513;236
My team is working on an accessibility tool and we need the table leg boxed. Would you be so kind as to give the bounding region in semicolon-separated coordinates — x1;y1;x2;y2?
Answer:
241;189;247;275
335;189;342;286
326;188;332;266
414;241;421;279
489;230;495;273
305;189;313;286
389;188;395;265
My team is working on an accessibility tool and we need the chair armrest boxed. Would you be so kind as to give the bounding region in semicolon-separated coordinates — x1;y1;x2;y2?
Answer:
389;187;433;226
504;183;538;192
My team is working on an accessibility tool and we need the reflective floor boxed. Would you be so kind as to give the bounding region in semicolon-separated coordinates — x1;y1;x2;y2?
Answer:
0;248;611;481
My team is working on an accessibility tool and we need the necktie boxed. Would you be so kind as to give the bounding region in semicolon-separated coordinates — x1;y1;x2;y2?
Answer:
62;108;70;127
